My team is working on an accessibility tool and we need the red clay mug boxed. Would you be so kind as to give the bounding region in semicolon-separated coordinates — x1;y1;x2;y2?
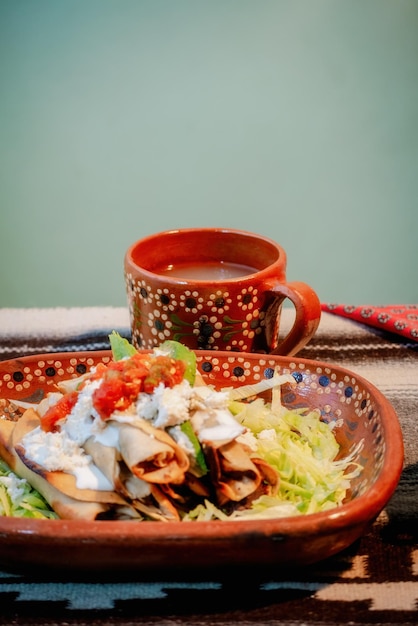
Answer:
124;228;321;355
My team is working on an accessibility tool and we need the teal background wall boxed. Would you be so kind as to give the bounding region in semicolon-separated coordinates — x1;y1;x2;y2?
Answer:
1;0;417;308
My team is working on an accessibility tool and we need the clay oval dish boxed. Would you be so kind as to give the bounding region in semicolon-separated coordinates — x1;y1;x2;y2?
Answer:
0;350;404;575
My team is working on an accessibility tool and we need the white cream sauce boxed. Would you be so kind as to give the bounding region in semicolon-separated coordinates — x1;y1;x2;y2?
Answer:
21;426;113;491
191;408;244;443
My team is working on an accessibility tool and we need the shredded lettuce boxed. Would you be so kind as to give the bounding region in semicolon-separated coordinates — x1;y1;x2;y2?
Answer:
0;459;58;519
233;399;362;516
226;372;295;401
183;392;363;521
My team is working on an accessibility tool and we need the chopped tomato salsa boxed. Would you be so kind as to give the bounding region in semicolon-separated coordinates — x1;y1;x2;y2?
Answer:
143;355;186;394
40;391;79;432
41;353;187;429
92;354;186;419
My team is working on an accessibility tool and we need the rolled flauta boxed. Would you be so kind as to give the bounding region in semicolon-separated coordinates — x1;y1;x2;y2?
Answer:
204;439;280;506
134;484;181;521
0;409;139;520
82;436;138;499
83;435;181;520
112;417;190;484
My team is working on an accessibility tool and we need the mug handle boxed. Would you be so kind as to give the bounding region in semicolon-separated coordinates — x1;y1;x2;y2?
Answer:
264;281;321;356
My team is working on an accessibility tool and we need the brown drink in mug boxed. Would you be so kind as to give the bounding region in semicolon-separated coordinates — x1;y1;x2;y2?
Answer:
124;228;321;355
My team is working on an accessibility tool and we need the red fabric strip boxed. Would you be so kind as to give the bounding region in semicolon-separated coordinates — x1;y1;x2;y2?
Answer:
321;304;418;342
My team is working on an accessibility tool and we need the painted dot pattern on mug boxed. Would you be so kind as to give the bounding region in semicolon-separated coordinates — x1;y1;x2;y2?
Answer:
125;272;266;351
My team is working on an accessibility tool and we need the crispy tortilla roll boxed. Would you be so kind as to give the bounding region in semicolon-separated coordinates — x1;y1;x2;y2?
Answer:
83;436;156;502
205;440;280;506
12;450;113;520
133;484;181;521
83;436;183;521
0;416;16;470
251;457;281;494
83;436;126;494
114;418;190;484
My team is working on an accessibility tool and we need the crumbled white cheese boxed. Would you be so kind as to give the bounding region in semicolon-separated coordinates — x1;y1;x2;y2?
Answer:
258;428;277;441
0;474;26;501
22;428;83;472
190;385;231;411
236;430;258;451
136;387;160;421
137;380;193;428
